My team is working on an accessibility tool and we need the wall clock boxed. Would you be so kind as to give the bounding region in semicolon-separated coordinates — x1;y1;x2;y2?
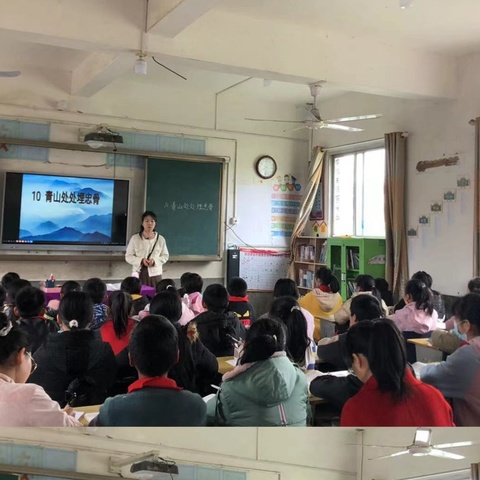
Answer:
255;155;277;179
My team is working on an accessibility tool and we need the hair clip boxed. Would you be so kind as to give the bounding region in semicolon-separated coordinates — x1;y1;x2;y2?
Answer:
290;305;301;312
272;334;277;342
166;285;174;290
0;321;13;337
69;320;79;328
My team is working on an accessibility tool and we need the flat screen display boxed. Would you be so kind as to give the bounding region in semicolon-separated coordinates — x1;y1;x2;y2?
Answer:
1;172;129;249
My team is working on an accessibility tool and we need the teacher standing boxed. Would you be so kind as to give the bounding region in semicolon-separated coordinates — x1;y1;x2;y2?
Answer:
125;211;169;287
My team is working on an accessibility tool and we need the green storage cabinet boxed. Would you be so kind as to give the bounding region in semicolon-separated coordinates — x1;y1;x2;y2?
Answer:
327;237;386;300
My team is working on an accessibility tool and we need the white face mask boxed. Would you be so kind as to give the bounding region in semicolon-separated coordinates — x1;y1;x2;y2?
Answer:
453;321;467;341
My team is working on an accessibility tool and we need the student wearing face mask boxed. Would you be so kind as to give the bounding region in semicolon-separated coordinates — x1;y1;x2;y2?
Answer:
419;293;480;426
340;319;454;427
431;299;469;354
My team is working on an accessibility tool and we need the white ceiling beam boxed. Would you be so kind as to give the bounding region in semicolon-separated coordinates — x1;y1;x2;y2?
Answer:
0;2;458;99
71;53;133;97
147;0;224;37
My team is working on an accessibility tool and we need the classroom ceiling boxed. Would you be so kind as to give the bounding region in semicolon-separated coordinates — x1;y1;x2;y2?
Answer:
0;0;480;118
215;0;480;56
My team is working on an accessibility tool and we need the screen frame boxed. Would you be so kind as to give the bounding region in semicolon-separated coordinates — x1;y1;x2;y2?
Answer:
0;171;131;252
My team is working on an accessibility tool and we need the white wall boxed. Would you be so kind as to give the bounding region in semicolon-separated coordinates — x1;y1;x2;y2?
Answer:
0;77;308;282
314;53;480;296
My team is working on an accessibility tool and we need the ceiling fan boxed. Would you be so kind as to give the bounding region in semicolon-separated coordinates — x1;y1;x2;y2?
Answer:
0;70;21;78
245;83;382;133
369;428;475;461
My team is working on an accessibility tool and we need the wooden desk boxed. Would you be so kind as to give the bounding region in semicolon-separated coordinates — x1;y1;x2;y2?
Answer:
407;338;443;363
75;404;101;426
218;356;237;374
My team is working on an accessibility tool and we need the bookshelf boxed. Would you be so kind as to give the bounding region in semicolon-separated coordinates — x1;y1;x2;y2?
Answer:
327;237;386;300
292;236;328;292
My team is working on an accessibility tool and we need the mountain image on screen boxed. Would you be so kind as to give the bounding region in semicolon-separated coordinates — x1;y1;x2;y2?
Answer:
19;174;115;243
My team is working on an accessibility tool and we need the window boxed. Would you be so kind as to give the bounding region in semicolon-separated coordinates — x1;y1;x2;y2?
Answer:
332;147;386;237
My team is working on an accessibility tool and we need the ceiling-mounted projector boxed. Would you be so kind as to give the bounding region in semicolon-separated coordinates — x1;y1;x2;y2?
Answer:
130;460;179;479
84;126;124;149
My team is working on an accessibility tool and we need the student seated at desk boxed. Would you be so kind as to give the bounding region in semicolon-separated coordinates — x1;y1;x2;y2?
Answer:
340;319;454;427
334;275;389;328
91;315;206;426
271;279;315;341
389;279;438;333
120;276;149;316
195;284;246;357
394;271;445;319
419;293;480;426
45;280;81;313
0;312;81;426
206;318;309;426
227;277;256;328
268;296;313;370
16;286;58;354
149;291;219;395
431;299;468;355
183;273;206;316
310;295;384;413
3;278;31;323
298;267;343;342
100;291;138;392
83;277;109;330
29;292;116;408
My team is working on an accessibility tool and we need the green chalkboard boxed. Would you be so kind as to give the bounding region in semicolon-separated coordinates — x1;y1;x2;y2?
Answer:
145;157;225;259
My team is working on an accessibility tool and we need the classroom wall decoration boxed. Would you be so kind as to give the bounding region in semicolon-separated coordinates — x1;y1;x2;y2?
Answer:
419;215;430;225
270;173;302;239
407;227;418;238
457;175;470;188
444;189;456;202
430;201;443;213
309;176;324;220
416;155;459;173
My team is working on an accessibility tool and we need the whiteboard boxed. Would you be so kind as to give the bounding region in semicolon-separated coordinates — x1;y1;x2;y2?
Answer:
239;248;290;291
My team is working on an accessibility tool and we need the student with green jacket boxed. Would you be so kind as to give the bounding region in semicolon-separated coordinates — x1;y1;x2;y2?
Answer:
206;318;309;426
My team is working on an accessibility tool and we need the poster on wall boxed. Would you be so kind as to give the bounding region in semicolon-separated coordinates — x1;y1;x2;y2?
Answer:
309;176;324;221
271;174;302;242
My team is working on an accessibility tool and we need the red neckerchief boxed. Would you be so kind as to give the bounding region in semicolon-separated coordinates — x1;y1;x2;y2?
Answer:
229;295;249;302
128;376;183;393
319;285;331;293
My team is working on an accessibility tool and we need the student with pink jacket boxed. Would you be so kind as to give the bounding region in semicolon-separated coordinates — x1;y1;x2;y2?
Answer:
389;279;438;333
0;312;81;427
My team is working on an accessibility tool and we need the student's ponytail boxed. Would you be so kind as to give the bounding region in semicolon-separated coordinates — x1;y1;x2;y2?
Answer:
345;319;409;403
356;274;382;304
108;291;132;339
240;318;286;364
316;267;340;294
405;279;433;315
269;296;309;365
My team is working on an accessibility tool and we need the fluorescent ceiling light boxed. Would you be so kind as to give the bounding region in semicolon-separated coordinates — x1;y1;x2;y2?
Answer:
398;469;470;480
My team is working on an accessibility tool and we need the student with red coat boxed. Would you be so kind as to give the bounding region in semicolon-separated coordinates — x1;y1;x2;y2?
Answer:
100;291;137;390
340;319;454;427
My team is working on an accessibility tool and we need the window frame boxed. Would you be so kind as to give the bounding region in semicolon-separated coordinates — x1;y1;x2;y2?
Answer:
327;139;386;238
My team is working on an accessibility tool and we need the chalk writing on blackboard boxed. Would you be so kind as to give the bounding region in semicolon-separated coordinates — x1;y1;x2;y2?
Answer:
163;202;213;211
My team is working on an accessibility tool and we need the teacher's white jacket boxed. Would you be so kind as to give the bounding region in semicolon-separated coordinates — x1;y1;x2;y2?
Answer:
125;232;169;277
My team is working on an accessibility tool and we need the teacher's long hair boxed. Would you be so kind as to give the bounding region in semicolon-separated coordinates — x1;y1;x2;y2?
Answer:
139;211;157;234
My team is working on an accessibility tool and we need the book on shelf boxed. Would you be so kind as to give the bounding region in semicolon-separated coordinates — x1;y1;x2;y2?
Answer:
319;242;327;264
298;244;316;262
347;280;356;297
347;248;360;269
298;267;314;288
